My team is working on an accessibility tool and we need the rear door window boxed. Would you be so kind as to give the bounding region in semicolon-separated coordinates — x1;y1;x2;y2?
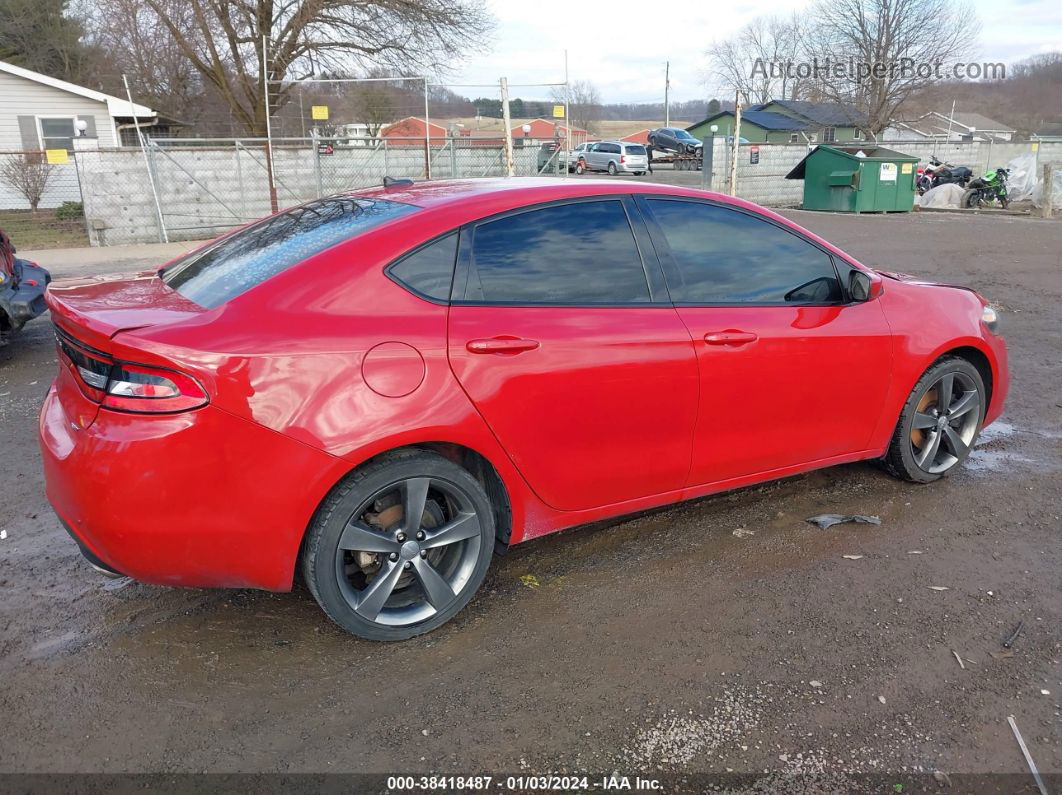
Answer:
464;200;650;304
161;197;417;308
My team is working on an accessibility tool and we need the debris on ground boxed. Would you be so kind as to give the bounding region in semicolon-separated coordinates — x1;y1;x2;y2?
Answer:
842;554;864;560
1003;620;1025;649
102;577;135;592
952;651;965;670
932;770;952;787
732;527;755;538
1007;715;1049;795
519;574;541;589
0;529;7;540
878;696;887;704
810;681;823;688
907;550;925;555
929;586;949;591
806;514;882;530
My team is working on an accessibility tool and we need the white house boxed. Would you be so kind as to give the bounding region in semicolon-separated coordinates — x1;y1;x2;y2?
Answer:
0;60;163;151
885;111;1015;143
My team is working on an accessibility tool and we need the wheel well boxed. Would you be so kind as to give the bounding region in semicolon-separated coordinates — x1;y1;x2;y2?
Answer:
338;443;513;552
939;346;993;407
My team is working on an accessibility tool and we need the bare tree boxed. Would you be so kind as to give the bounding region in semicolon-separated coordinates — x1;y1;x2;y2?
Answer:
707;14;805;105
345;71;406;138
552;80;602;134
0;154;55;213
81;0;493;136
805;0;980;135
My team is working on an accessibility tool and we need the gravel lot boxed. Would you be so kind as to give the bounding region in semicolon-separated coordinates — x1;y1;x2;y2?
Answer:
1;207;1059;790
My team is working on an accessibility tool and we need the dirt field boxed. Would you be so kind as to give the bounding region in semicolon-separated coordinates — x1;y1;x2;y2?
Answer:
1;208;1059;790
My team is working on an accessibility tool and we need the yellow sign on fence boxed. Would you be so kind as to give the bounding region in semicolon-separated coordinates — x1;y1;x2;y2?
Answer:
45;149;69;165
311;105;329;121
552;104;565;118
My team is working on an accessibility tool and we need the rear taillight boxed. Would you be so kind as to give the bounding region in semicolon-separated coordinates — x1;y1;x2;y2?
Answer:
57;330;208;413
620;155;626;163
103;364;208;413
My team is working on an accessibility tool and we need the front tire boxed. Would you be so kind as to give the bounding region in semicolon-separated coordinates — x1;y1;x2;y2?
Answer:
608;162;618;175
300;450;495;640
882;357;985;483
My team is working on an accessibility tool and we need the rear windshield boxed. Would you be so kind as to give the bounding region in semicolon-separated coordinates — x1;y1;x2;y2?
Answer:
624;145;647;155
161;197;417;308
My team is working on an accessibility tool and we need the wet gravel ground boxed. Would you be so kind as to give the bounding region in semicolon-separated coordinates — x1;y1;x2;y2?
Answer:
1;209;1060;789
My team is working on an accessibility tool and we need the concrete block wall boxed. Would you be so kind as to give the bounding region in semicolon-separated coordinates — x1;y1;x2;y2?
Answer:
75;142;538;245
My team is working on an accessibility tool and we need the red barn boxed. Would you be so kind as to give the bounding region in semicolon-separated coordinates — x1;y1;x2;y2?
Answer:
380;117;449;143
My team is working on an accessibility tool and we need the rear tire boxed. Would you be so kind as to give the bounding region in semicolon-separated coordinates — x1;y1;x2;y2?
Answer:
300;450;495;641
881;357;985;483
962;189;980;209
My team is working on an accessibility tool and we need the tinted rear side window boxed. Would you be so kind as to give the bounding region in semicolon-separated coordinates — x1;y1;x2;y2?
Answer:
624;145;647;155
162;197;417;308
646;199;841;304
388;233;458;302
467;200;649;304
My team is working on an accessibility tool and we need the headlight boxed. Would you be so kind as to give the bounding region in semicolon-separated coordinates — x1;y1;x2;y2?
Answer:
981;304;1000;334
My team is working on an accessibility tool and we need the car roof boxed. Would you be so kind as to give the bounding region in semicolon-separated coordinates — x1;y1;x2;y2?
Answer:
351;178;713;210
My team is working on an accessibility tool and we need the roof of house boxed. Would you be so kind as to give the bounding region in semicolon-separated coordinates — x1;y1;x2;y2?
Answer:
932;110;1014;132
759;99;863;127
690;110;809;131
0;59;155;118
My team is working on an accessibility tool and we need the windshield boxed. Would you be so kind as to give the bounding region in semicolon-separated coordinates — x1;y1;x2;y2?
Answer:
675;130;697;140
161;197;417;308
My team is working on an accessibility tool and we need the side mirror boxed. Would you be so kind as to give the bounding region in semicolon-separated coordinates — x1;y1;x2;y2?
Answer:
849;270;877;302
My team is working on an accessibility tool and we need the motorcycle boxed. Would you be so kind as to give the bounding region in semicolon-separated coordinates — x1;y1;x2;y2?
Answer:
962;168;1010;209
917;157;973;194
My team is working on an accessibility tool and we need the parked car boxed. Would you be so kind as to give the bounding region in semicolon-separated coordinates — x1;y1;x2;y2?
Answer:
0;227;50;345
648;127;703;154
40;178;1009;640
568;141;596;170
579;141;649;175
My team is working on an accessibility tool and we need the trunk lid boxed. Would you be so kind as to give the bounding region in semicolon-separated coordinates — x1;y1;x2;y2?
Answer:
46;271;207;351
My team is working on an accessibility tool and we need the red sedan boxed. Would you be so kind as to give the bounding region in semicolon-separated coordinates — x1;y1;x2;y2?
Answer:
39;178;1008;640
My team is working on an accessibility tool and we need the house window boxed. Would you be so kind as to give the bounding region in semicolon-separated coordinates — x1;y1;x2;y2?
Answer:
790;133;799;142
39;117;77;152
822;127;836;142
853;128;865;140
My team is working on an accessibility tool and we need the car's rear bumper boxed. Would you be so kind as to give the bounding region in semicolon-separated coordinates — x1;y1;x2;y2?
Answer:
39;384;349;591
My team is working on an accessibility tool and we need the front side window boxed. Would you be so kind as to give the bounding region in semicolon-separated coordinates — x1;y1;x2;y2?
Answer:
40;118;75;152
162;197;418;308
646;199;842;305
466;200;650;304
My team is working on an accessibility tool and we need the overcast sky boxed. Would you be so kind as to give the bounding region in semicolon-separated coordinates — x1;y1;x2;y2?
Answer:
447;0;1062;105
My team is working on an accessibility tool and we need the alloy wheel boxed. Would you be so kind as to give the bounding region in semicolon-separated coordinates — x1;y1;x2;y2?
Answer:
908;371;982;474
334;476;482;627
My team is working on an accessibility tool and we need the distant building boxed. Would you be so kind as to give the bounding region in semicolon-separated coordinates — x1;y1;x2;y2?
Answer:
687;100;866;144
885;111;1015;143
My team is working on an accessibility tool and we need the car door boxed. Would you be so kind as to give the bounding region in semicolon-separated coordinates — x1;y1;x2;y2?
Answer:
638;196;894;486
587;143;606;170
447;197;699;512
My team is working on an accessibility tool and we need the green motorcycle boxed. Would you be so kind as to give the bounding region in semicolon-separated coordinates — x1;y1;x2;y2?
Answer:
962;167;1010;209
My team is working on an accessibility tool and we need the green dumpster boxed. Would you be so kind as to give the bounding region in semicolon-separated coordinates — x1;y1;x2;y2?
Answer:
786;146;919;213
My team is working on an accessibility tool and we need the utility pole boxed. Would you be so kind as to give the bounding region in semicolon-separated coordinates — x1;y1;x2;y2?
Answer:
664;61;670;127
500;77;515;177
729;93;741;197
564;50;571;180
261;35;279;213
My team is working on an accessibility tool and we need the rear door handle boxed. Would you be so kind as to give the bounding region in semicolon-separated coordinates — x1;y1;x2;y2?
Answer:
704;330;758;346
466;337;541;354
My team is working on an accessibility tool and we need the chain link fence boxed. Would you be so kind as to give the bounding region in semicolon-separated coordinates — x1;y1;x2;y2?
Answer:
9;133;1057;248
0;150;89;249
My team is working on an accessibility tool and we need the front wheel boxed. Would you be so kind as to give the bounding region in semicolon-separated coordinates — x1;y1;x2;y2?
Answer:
881;357;985;483
575;161;586;175
300;450;495;640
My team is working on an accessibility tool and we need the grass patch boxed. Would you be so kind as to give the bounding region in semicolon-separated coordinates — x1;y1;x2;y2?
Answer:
0;209;89;250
